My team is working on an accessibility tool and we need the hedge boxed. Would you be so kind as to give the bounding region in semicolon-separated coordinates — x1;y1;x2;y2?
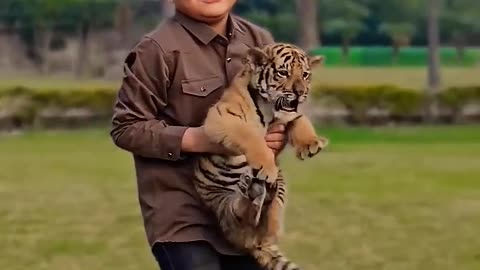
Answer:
0;85;479;130
0;87;116;130
312;84;480;124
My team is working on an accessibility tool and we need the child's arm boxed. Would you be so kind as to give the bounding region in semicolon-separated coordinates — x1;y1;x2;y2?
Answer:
111;37;229;160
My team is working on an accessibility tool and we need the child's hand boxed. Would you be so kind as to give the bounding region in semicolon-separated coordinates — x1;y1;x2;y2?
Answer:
265;124;287;156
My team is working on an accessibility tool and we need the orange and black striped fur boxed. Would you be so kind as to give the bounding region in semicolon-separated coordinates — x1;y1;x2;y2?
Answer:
193;43;328;270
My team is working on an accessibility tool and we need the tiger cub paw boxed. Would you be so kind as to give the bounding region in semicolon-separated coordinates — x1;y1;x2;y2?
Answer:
238;173;254;196
251;162;278;184
251;165;278;184
247;149;278;184
295;136;329;160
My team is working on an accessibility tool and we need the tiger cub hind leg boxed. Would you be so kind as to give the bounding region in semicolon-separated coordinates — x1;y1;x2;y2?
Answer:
230;194;259;228
252;244;300;270
288;115;329;160
238;172;267;226
263;172;287;244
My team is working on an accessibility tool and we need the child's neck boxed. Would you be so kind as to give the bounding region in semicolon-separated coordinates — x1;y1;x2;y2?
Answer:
207;15;229;36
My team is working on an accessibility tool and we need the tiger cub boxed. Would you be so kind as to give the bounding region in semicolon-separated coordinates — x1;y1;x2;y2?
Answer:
193;43;328;270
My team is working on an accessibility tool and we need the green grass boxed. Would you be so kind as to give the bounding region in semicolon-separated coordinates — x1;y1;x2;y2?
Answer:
1;126;480;270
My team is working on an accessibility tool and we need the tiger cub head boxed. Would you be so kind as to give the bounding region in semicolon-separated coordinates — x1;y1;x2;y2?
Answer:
243;43;324;122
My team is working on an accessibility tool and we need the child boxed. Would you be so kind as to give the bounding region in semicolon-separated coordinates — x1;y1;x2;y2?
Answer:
111;0;286;269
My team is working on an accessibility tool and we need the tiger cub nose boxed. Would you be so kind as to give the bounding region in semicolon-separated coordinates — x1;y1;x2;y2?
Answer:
294;88;305;96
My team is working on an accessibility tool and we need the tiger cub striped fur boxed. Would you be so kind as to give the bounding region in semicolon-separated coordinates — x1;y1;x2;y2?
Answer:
193;43;328;270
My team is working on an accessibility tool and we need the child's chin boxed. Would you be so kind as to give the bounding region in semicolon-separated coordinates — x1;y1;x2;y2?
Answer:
200;0;223;3
197;12;228;23
198;3;232;16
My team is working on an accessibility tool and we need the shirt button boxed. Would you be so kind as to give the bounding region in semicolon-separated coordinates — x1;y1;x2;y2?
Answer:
226;58;232;63
200;86;206;92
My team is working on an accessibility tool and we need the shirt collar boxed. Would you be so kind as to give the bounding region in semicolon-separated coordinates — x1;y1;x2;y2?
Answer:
174;11;245;45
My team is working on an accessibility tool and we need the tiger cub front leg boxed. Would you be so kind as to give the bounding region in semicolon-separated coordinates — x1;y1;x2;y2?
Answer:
204;116;278;183
288;115;329;160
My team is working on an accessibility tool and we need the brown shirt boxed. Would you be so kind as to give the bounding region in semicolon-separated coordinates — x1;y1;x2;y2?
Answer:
110;11;274;255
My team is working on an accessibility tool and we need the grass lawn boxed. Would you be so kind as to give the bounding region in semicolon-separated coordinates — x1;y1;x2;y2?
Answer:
1;126;480;270
1;66;479;91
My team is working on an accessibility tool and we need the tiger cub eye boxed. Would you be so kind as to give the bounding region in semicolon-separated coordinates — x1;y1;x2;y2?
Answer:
303;72;310;80
276;70;289;77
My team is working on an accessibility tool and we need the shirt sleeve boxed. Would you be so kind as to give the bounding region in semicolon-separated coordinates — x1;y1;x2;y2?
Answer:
110;37;187;161
261;29;275;46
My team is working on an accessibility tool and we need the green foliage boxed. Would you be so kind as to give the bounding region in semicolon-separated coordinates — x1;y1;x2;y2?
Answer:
2;0;480;50
370;0;424;49
322;0;370;43
313;85;423;121
2;84;480;129
0;87;115;129
378;22;416;46
441;0;480;47
324;19;365;42
438;86;480;111
312;84;480;123
244;10;298;43
235;0;297;43
372;0;424;22
0;87;115;111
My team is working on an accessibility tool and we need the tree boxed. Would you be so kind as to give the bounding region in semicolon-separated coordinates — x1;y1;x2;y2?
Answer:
295;0;320;51
378;22;416;62
62;0;116;78
442;0;480;61
426;0;441;121
237;0;298;43
0;0;67;72
322;0;370;60
374;0;424;62
114;1;134;46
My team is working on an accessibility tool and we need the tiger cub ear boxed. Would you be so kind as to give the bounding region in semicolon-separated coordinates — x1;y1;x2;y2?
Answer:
246;47;268;66
309;55;325;68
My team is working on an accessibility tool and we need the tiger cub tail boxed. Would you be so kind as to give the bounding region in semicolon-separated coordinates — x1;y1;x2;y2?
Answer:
253;244;301;270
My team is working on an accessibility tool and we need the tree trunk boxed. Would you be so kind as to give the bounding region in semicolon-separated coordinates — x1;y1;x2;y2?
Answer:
75;23;90;79
161;0;175;18
454;37;465;62
456;44;465;62
426;0;441;122
392;42;400;64
40;29;53;74
32;24;53;74
295;0;320;51
341;38;350;63
114;1;134;47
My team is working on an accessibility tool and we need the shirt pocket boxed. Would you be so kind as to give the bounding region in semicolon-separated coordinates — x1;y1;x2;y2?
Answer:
181;76;224;97
174;75;225;126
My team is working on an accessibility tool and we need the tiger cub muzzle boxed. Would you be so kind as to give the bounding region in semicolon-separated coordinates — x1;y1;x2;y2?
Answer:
274;93;299;112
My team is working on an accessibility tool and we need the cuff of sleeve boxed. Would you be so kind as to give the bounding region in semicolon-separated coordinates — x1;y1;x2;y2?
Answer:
160;125;189;161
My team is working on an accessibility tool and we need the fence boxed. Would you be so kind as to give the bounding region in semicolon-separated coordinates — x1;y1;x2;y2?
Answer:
310;46;480;67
